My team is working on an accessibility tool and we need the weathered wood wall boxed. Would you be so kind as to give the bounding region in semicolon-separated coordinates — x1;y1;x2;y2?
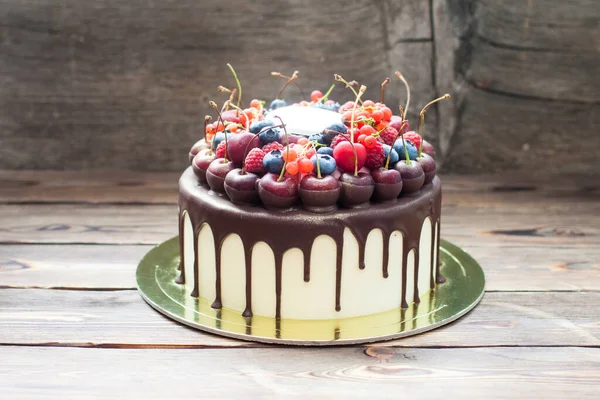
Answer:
0;0;598;176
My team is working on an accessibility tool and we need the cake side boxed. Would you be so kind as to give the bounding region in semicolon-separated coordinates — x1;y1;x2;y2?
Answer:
178;167;442;320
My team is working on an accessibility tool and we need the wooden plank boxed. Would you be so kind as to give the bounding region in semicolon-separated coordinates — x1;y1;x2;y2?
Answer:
476;0;600;51
1;346;600;399
1;290;599;347
1;196;598;244
1;241;598;291
0;0;433;171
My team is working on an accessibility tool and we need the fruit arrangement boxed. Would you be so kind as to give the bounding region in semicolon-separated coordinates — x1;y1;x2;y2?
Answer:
190;64;449;212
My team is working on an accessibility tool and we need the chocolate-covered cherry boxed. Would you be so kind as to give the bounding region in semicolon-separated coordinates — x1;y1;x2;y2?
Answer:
417;153;436;184
299;174;340;213
192;149;215;184
189;139;209;163
395;160;424;195
371;168;402;202
226;132;260;167
224;169;259;204
257;173;298;209
338;172;374;208
206;158;235;193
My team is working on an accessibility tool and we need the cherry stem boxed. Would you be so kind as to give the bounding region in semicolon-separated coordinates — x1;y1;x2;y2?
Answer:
227;64;242;108
334;74;364;105
317;84;336;104
381;78;390;104
273;71;299;100
384;120;409;170
398;105;405;121
240;124;285;174
209;101;228;162
350;85;367;143
274;116;289;182
401;130;411;165
271;71;305;100
418;94;450;157
395;72;410;120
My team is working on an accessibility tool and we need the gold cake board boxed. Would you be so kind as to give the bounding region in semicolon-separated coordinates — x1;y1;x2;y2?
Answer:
137;237;485;346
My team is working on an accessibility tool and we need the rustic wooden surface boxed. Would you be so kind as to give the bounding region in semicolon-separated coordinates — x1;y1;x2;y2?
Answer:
1;0;598;175
0;170;599;398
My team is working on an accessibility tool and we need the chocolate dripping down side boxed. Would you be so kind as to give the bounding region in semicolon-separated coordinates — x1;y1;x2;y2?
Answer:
177;167;442;318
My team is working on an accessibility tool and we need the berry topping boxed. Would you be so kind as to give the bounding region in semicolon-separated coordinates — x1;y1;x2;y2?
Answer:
393;138;418;161
332;141;367;174
259;126;281;146
263;150;285;174
378;126;398;146
403;131;422;150
311;154;337;176
244;148;266;174
298;157;314;173
285;161;299;175
250;119;276;134
383;144;400;165
215;141;228;159
330;134;349;149
270;99;287;110
317;147;334;156
310;90;323;103
364;140;385;169
262;142;284;153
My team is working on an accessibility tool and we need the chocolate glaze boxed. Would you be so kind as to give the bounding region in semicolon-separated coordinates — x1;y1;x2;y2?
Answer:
178;167;442;318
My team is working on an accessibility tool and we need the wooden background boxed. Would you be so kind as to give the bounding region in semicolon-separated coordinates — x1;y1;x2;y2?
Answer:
1;0;599;176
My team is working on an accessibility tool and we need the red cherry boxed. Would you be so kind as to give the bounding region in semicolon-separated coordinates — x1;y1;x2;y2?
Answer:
333;142;367;173
359;125;376;136
364;136;377;149
310;90;323;102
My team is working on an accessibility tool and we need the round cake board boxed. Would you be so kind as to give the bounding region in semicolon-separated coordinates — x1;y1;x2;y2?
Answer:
136;237;485;346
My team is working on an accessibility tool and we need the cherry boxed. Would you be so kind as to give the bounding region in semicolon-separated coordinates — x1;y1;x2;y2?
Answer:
192;149;215;184
225;131;260;167
206;158;235;193
371;167;403;202
299;174;341;213
333;141;367;174
395;160;424;195
421;139;436;159
257;173;299;209
338;172;375;208
224;168;259;204
417;153;437;184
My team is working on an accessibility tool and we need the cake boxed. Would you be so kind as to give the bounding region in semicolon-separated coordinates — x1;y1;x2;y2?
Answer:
177;68;449;321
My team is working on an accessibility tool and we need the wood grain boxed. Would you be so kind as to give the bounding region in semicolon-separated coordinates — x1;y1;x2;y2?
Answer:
1;290;599;347
1;242;598;292
0;0;434;171
1;346;600;399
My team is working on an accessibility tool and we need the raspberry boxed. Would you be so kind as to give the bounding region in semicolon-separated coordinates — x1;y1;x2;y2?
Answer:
244;148;266;174
364;140;385;169
262;142;284;153
378;126;398;146
330;134;349;149
403;131;422;149
215;141;228;159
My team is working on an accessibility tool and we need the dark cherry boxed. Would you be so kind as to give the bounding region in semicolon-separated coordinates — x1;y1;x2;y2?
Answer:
192;149;215;184
189;139;209;163
338;172;375;208
389;115;410;134
421;139;436;160
298;174;341;213
395;160;425;195
371;168;403;202
226;132;260;167
224;168;259;204
205;158;235;193
417;153;437;184
221;109;243;124
257;173;299;209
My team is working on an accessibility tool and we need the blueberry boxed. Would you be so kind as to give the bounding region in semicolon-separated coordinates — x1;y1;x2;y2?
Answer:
259;127;282;146
308;133;328;146
317;147;334;156
263;150;285;174
250;119;275;134
383;144;399;165
323;122;347;144
393;138;418;161
211;131;231;152
310;154;337;175
270;99;287;110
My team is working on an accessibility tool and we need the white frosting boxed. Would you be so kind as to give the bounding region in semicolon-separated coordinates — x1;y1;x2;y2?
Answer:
266;106;343;137
182;218;435;320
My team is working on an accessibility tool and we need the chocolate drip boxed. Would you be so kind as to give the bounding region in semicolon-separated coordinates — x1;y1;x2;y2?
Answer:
413;251;420;304
275;253;283;319
178;167;442;318
175;212;185;284
430;223;436;289
242;243;253;318
382;231;390;279
435;220;445;284
190;226;200;297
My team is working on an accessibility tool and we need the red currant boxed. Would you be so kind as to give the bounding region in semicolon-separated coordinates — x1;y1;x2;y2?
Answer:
250;99;261;109
371;110;384;123
286;161;299;175
359;125;376;136
298;158;314;173
310;90;323;102
381;107;393;121
364;135;377;149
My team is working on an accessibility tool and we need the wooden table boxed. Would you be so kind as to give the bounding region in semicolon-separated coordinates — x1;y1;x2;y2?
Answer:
1;170;599;398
